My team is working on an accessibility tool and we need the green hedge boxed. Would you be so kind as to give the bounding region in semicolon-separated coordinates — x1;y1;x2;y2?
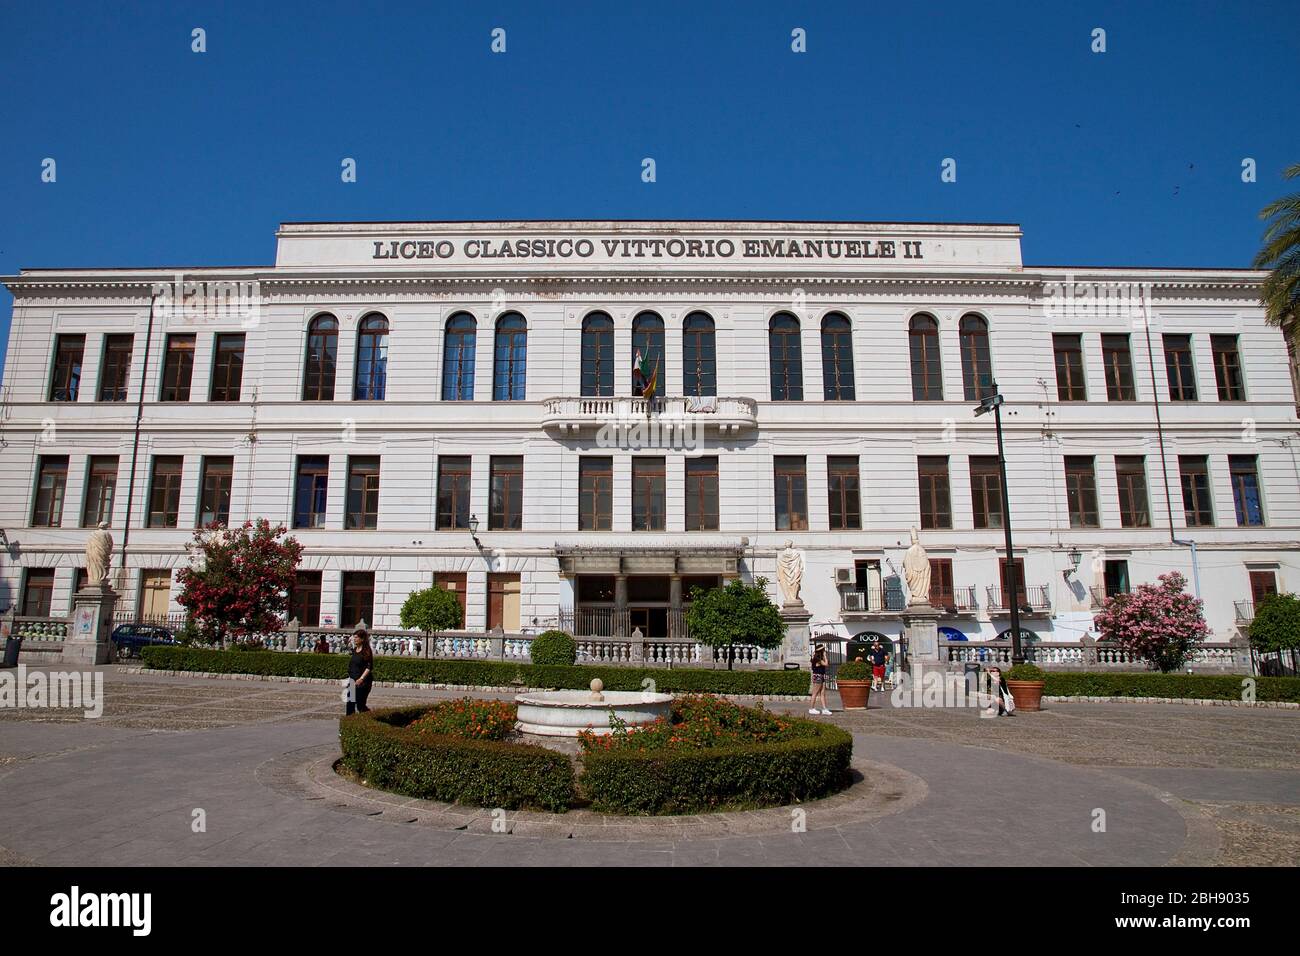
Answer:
579;721;853;815
339;704;575;812
139;646;811;696
1042;672;1300;703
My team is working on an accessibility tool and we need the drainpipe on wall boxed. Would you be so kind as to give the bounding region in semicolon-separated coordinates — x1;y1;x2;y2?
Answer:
118;290;159;595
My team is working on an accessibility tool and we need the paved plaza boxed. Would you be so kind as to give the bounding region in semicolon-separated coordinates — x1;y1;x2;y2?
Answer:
0;668;1297;866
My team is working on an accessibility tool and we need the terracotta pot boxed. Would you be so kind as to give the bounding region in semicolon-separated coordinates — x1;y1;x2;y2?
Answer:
1007;680;1045;712
837;679;872;710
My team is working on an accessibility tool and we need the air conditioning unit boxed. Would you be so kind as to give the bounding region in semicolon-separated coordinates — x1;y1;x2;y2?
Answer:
834;567;854;586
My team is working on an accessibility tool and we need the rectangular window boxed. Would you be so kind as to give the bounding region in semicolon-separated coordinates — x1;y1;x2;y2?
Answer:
197;457;233;527
928;558;955;607
81;456;119;528
1053;333;1087;401
918;456;951;530
160;334;195;402
1230;455;1264;527
341;571;375;628
827;456;861;530
1211;335;1245;401
345;456;380;530
1064;456;1100;528
632;457;666;531
1163;334;1198;401
22;569;56;617
1178;455;1214;527
294;456;329;529
487;573;521;632
489;456;523;531
1249;570;1278;607
774;456;808;531
49;334;85;401
1115;456;1151;528
578;457;613;531
435;456;471;530
289;570;322;627
969;455;1003;529
433;572;468;621
70;568;89;609
32;456;69;527
684;457;719;532
1103;560;1130;597
98;334;134;402
148;456;184;528
209;333;246;402
1102;334;1136;401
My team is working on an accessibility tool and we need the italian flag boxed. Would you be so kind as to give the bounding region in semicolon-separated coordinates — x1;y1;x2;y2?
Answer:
635;349;659;399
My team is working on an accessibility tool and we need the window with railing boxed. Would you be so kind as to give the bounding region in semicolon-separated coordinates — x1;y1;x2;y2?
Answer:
682;312;716;397
631;312;665;397
49;334;85;401
821;312;855;401
909;314;942;401
769;313;803;401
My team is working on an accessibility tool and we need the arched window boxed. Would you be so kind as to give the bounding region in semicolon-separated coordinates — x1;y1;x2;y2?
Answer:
302;314;338;401
631;311;665;397
909;314;943;401
820;312;855;401
493;313;527;401
768;313;803;401
581;312;614;397
441;313;477;401
959;314;994;400
353;314;389;401
682;312;716;397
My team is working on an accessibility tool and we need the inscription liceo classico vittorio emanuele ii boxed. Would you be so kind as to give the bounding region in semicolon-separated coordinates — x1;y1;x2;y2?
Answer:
371;236;925;261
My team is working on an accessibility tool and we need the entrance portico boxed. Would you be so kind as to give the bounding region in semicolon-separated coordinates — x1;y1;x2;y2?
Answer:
555;545;742;638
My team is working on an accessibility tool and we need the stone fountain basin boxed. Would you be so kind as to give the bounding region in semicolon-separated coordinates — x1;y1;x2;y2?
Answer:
515;690;673;737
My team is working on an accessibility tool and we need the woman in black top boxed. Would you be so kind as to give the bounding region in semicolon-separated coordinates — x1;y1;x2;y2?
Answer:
346;629;374;715
808;645;831;715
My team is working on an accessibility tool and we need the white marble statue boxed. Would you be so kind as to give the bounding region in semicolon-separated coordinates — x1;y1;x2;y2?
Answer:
776;540;805;606
902;526;931;606
85;521;114;587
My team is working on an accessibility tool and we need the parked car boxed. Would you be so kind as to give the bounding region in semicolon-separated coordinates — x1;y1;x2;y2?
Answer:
111;624;178;661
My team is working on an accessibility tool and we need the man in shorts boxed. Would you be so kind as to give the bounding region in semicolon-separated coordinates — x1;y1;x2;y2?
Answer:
869;639;890;691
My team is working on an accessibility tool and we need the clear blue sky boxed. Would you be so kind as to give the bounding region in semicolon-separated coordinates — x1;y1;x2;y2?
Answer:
1;0;1296;378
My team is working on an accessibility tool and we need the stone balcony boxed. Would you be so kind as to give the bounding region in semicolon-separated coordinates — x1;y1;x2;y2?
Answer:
540;395;758;435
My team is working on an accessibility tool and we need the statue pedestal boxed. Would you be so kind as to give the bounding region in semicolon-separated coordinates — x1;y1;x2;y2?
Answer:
780;605;811;667
63;585;119;667
901;603;942;669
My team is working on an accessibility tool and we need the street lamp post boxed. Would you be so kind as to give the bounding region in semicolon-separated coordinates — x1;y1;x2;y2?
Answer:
975;381;1024;665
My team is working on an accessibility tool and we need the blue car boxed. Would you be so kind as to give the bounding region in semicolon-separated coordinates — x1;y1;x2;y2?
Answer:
110;624;178;661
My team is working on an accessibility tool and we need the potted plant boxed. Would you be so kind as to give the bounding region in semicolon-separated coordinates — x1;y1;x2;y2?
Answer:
835;660;873;710
1005;663;1047;712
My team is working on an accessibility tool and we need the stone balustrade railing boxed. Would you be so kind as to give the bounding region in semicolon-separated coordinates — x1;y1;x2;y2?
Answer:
938;637;1252;672
540;395;759;434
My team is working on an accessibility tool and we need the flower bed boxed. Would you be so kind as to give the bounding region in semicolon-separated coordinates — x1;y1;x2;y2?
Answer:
577;696;853;814
339;704;575;812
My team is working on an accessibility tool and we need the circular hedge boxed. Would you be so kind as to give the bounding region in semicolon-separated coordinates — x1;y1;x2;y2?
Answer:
339;704;575;811
340;697;853;816
529;629;578;666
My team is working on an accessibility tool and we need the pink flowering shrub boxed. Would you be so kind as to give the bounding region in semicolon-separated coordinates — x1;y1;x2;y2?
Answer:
1093;572;1210;672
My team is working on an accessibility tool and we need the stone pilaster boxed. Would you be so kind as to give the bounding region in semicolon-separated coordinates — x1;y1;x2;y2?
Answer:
63;584;119;667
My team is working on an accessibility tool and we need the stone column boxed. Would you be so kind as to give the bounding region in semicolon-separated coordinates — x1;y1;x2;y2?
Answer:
614;574;628;637
780;606;811;667
901;603;942;672
64;584;119;667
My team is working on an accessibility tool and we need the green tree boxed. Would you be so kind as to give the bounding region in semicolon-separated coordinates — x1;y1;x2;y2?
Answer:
399;585;463;634
685;577;785;670
1253;162;1300;332
1248;592;1300;655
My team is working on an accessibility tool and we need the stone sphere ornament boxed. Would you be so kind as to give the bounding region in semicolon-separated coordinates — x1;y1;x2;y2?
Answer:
590;678;605;701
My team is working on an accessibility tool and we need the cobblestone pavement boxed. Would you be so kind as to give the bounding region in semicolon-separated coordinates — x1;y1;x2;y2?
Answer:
0;668;1296;866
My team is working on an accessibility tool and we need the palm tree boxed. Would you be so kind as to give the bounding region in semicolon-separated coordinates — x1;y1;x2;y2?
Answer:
1253;162;1300;337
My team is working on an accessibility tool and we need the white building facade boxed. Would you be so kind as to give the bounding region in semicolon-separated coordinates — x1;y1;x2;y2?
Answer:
2;220;1297;651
